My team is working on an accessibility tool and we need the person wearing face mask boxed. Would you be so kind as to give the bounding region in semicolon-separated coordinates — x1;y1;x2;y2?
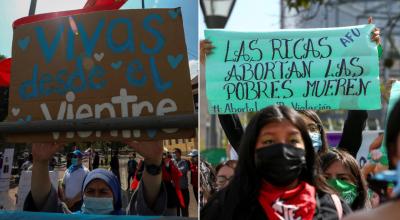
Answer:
201;105;351;220
24;141;174;216
344;98;400;220
320;149;370;211
298;110;368;158
61;149;89;212
297;110;329;154
79;169;123;215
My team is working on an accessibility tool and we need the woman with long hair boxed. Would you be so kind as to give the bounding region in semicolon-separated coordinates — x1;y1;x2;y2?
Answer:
201;105;350;220
320;149;369;211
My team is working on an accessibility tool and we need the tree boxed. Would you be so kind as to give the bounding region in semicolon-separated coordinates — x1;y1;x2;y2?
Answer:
285;0;324;11
0;54;6;61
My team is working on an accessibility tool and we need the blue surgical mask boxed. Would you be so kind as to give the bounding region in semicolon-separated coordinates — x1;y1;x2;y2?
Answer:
71;158;78;166
81;196;114;214
394;161;400;197
309;132;322;152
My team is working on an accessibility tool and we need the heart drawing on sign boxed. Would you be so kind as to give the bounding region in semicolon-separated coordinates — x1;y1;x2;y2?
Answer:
18;36;30;50
94;52;104;61
11;107;20;116
168;54;183;69
111;61;123;69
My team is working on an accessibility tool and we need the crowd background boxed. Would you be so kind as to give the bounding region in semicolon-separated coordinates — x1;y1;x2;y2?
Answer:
0;141;198;217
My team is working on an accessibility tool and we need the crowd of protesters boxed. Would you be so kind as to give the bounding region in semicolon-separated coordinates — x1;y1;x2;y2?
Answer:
15;142;199;217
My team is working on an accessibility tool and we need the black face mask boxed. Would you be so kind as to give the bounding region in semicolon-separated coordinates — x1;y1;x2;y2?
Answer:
255;143;306;187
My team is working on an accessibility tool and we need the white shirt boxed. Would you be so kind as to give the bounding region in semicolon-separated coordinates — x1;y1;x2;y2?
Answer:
62;165;89;199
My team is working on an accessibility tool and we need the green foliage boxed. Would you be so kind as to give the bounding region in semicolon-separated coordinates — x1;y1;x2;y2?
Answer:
285;0;324;11
0;54;6;61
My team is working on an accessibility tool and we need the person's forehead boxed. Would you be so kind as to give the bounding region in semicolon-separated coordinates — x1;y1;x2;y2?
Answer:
86;179;110;189
217;165;234;176
325;160;349;175
258;121;300;135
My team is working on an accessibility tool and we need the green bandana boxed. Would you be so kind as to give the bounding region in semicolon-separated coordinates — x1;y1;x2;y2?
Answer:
328;178;358;205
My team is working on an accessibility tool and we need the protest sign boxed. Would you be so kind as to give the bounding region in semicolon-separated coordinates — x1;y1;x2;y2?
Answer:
326;131;381;167
16;171;59;210
0;148;14;192
205;25;381;114
377;81;400;166
7;8;195;142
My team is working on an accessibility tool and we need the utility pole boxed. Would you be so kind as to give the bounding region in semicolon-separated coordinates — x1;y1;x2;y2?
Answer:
280;0;285;29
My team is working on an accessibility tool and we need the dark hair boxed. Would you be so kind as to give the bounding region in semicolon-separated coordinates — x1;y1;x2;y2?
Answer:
386;99;400;169
297;110;329;154
174;148;182;154
320;148;368;210
218;105;334;216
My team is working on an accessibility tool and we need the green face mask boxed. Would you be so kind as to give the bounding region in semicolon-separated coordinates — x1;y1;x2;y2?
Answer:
328;178;358;205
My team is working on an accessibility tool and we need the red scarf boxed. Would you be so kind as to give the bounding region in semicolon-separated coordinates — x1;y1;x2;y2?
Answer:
258;181;316;220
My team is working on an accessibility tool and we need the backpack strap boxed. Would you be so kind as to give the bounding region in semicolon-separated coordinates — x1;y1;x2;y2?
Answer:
330;194;343;220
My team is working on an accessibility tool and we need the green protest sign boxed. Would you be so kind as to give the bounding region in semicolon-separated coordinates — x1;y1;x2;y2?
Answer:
377;81;400;166
205;24;381;114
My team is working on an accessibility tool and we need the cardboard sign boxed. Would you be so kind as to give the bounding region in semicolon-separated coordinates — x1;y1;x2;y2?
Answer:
7;8;194;142
205;25;381;114
16;171;59;210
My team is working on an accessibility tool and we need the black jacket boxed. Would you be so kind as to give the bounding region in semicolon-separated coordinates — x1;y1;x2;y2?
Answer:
201;187;352;220
337;110;368;158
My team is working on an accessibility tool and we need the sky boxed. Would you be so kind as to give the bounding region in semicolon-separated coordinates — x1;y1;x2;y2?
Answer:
199;0;280;39
0;0;198;61
0;0;279;79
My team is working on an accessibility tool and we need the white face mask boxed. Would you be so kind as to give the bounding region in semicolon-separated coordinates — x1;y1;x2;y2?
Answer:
81;196;114;215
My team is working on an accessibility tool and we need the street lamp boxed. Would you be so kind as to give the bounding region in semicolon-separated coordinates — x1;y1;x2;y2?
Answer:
201;0;236;149
200;0;237;28
29;0;37;16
